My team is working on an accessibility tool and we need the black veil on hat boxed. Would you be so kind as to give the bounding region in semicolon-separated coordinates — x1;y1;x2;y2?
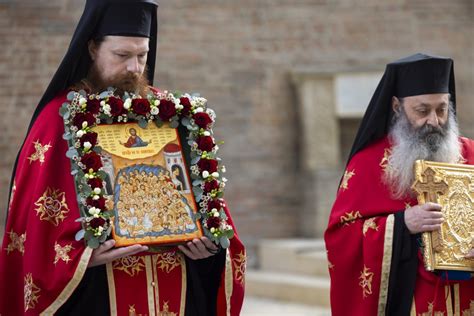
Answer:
346;53;456;163
5;0;158;219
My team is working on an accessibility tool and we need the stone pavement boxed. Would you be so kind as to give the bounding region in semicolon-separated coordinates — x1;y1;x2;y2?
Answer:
241;297;330;316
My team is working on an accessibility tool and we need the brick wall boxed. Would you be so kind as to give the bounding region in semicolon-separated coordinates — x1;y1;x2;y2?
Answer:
1;1;472;258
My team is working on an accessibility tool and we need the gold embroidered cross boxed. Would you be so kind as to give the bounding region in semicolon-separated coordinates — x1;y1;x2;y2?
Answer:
339;169;355;191
54;242;74;264
412;167;448;203
28;140;51;164
5;230;26;255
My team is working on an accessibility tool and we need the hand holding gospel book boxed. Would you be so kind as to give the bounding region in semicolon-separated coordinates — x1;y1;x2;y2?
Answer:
412;160;474;272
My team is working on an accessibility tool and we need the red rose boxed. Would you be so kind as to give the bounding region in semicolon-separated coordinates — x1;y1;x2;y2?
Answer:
204;180;219;193
86;196;106;209
197;158;219;173
80;132;98;147
90;217;106;228
73;112;95;129
81;152;103;171
86;99;101;115
109;96;125;116
132;98;151;116
196;136;215;152
207;199;223;211
206;216;221;229
193;112;212;129
158;99;177;121
179;97;192;116
87;178;103;189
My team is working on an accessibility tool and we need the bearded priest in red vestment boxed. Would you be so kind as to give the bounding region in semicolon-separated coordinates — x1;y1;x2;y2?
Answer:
325;54;474;315
0;1;245;315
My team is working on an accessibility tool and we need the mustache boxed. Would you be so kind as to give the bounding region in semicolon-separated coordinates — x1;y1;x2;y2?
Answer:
415;122;448;151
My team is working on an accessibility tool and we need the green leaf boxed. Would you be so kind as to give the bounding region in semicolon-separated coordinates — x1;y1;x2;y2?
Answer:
192;179;203;186
106;118;113;125
83;185;92;196
67;91;77;101
75;229;85;241
138;119;148;129
191;156;200;165
87;238;100;249
154;119;163;128
169;120;179;128
93;146;102;154
226;229;234;239
181;117;191;127
99;90;110;99
66;147;78;158
97;170;108;179
219;236;230;249
62;132;72;140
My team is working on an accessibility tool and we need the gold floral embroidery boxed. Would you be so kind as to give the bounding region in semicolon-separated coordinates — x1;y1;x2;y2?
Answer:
28;140;51;164
24;273;41;311
339;169;355;191
327;251;335;270
379;148;391;171
232;251;246;285
129;304;147;316
340;211;362;226
34;187;69;226
404;202;412;209
159;301;177;316
362;218;379;236
155;252;181;273
359;265;374;298
418;302;445;316
5;230;26;255
462;300;474;316
54;242;74;264
113;256;145;277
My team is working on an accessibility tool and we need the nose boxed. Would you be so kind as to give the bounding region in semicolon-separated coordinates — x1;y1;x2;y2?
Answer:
426;111;439;127
126;57;140;74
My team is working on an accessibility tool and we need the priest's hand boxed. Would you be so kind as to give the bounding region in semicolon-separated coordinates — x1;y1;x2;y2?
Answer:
88;239;148;267
404;202;444;234
178;237;219;260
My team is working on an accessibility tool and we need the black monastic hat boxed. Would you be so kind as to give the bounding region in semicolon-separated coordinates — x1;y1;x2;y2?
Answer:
347;53;456;162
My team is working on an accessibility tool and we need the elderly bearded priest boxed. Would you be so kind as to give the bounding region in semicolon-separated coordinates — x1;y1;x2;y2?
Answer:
325;54;474;315
0;1;245;315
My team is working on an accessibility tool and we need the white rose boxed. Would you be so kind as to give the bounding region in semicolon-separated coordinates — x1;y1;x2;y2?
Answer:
154;100;160;106
79;97;87;106
202;170;210;178
83;142;92;150
150;107;159;115
76;130;85;138
124;98;132;110
195;107;204;113
211;172;219;178
93;187;101;194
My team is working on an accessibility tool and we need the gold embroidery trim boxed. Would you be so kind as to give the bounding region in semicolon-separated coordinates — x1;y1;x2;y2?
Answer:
106;263;118;316
445;285;453;316
41;247;93;315
34;187;70;226
377;214;394;315
179;253;186;316
453;284;460;316
339;169;355;191
5;230;26;255
363;217;379;236
340;211;362;226
225;250;234;316
160;301;177;316
232;250;246;286
28;140;51;164
359;265;374;298
113;255;145;277
462;300;474;316
145;255;157;316
379;148;391;171
24;273;41;311
54;242;74;265
155;251;181;273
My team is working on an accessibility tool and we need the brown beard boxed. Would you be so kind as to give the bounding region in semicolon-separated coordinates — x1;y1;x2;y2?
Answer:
71;64;150;96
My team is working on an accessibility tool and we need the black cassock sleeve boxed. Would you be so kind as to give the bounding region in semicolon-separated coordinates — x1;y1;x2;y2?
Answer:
385;211;420;315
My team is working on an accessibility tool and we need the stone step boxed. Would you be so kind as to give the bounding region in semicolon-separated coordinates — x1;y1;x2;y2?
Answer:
246;270;330;307
258;239;330;277
242;296;331;316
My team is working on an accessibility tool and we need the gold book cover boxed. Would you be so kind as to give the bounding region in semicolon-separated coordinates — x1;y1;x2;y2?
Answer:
92;122;203;247
412;160;474;272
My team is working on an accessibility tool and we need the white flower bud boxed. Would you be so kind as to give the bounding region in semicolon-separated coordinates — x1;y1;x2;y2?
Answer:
221;166;226;173
124;99;132;110
97;226;104;233
213;212;220;217
195;107;204;113
88;207;99;215
93;187;101;194
211;172;219;178
211;208;218;213
154;100;160;106
203;131;211;136
79;97;87;105
210;227;216;233
83;142;92;150
202;170;209;178
222;177;228;182
151;107;159;115
76;130;85;138
82;121;88;129
92;195;100;200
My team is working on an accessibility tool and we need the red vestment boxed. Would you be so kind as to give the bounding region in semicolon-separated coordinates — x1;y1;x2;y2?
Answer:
0;92;245;315
325;136;474;315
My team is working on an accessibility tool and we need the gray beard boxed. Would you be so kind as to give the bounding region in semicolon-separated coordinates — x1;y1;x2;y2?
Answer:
383;106;461;199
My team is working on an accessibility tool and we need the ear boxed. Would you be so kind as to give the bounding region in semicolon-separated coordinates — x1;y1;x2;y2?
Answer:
392;96;401;114
88;40;97;61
